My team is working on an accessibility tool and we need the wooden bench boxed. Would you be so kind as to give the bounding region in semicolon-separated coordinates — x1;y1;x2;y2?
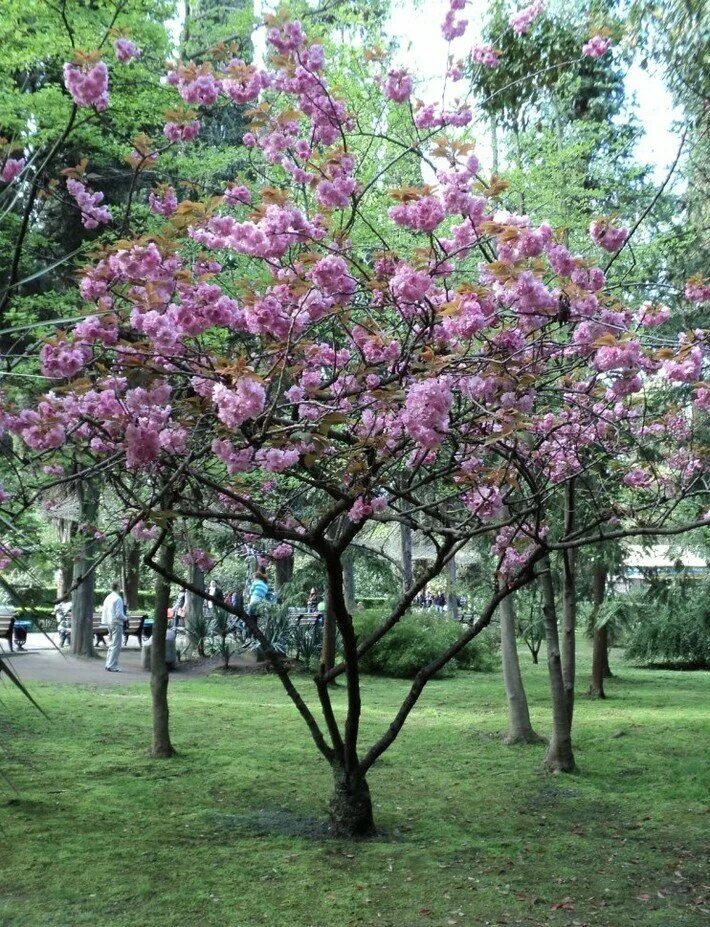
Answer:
287;608;322;628
123;614;147;647
92;616;109;646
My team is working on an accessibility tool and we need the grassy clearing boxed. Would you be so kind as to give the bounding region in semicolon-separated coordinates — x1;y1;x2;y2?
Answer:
0;640;707;927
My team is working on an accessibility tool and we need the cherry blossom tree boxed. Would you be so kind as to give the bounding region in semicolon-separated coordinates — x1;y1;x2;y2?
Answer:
1;4;707;833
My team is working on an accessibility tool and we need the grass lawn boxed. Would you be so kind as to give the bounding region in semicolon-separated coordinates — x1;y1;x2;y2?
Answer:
0;640;707;926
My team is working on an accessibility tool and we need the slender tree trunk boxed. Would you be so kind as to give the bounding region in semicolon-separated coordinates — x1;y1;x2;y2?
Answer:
56;519;75;601
186;562;205;655
588;563;609;697
500;594;543;744
342;549;356;613
71;481;100;657
539;561;575;772
602;646;613;678
400;521;413;593
151;536;176;758
446;555;458;622
275;552;294;589
561;482;577;723
123;539;141;610
320;586;336;675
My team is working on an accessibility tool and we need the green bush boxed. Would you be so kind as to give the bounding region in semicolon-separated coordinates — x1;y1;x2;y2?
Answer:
353;609;498;679
624;578;710;667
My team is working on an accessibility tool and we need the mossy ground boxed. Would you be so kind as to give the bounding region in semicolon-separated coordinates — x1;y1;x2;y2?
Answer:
0;639;707;926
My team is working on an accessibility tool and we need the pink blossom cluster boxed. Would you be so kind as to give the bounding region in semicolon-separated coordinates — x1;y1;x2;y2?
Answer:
271;543;294;560
63;60;109;110
114;38;142;62
1;157;25;183
491;524;540;581
40;340;91;378
66;178;111;229
463;485;503;521
389;195;445;233
164;120;200;143
637;302;670;328
402;377;452;449
471;44;501;68
590;219;627;252
685;278;710;303
212;379;266;429
582;35;612;59
224;184;251;206
181;549;216;573
509;2;545;36
663;345;702;384
384;68;413;103
130;521;160;541
442;0;468;41
348;495;388;524
149;185;178;217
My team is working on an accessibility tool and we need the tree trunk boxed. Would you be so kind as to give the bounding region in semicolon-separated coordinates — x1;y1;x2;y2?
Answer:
123;539;141;610
588;563;609;697
500;594;543;744
400;521;413;593
342;549;356;613
55;518;75;601
561;481;576;724
151;537;176;758
275;552;294;589
330;765;375;837
186;562;205;654
71;481;100;657
602;646;613;678
539;561;575;772
320;586;336;675
446;555;458;622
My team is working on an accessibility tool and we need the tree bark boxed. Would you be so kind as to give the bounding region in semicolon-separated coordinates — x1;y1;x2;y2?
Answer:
320;584;336;675
330;764;375;837
55;519;75;601
151;536;176;758
186;562;205;654
342;549;356;613
71;481;100;657
588;563;609;697
539;561;575;772
400;521;413;593
500;594;543;744
561;481;576;724
123;538;141;610
446;555;458;622
275;552;294;589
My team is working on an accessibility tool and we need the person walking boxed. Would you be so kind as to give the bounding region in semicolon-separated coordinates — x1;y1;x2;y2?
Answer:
103;582;127;672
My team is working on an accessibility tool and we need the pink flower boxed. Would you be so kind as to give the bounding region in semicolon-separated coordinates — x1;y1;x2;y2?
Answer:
389;195;445;232
40;340;91;378
623;469;652;489
509;2;544;36
181;549;216;573
114;38;142;62
472;44;500;68
272;543;294;559
149;185;178;217
402;377;452;449
637;302;670;328
590;219;627;252
582;35;612;59
1;157;25;183
131;521;160;541
224;184;251;206
212;378;266;429
163;120;200;142
663;346;702;384
685;278;710;303
63;60;109;110
384;68;413;103
390;264;432;306
66;178;111;229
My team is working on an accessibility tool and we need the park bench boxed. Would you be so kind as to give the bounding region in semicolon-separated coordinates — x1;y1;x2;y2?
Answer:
287;607;322;627
123;614;147;647
0;615;25;651
92;615;109;646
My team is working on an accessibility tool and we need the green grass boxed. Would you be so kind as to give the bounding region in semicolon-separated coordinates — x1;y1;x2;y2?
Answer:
1;640;708;927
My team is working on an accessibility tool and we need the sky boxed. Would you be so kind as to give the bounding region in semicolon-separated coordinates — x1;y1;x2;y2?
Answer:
170;0;683;184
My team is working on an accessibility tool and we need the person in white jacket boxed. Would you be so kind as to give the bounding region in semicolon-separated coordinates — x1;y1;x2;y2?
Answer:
103;582;126;672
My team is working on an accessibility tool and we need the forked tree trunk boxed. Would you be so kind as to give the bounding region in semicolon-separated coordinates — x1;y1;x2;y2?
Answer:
123;539;141;610
330;764;375;837
588;563;609;698
151;537;176;758
71;481;100;657
500;594;543;744
446;555;458;621
539;562;575;772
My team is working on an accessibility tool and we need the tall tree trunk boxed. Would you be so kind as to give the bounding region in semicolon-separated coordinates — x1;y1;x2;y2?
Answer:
71;481;100;657
151;536;176;758
561;481;577;723
55;518;75;601
123;539;141;610
275;552;294;589
500;594;543;744
400;521;413;593
588;563;609;697
539;561;575;772
446;555;458;622
342;549;356;613
320;585;336;675
186;562;205;655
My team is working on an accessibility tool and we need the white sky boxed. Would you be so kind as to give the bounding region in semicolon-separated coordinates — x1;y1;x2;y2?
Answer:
170;0;682;183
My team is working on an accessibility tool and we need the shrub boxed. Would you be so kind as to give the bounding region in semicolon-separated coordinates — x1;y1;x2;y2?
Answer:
353;609;498;678
624;579;710;667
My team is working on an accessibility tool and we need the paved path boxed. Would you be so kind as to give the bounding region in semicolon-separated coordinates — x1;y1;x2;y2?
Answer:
1;633;256;687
